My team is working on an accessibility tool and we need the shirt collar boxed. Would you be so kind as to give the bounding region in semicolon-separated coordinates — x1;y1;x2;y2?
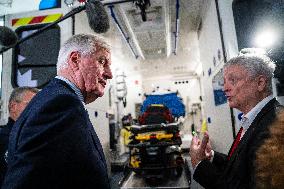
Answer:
242;95;273;130
55;76;85;104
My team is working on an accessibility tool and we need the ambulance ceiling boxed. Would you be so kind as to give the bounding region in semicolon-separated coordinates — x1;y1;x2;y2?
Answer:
107;0;203;60
0;0;203;63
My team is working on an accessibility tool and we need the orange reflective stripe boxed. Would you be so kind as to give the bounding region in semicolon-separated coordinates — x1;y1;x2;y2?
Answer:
12;14;62;27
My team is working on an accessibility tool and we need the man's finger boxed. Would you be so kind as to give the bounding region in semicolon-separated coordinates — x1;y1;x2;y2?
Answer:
193;136;199;142
190;136;200;147
200;132;209;151
205;140;212;153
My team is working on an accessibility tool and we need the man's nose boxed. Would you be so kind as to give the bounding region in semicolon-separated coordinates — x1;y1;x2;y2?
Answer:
104;67;113;79
223;82;229;93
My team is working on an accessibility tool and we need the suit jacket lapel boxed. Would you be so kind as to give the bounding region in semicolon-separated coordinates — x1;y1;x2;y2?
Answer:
84;111;107;169
56;78;108;168
55;78;106;164
226;98;279;168
53;78;107;168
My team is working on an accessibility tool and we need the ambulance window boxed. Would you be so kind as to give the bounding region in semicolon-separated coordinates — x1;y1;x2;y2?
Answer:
12;24;60;88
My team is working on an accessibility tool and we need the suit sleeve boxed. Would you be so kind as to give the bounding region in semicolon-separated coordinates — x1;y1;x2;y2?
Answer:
193;159;249;189
194;151;252;189
212;151;227;171
2;95;88;189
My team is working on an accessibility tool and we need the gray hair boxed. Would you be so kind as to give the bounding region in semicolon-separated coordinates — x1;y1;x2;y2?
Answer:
57;34;110;73
8;87;39;111
224;53;275;93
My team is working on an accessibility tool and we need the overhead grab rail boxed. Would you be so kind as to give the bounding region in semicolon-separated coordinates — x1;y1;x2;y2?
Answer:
108;5;139;59
173;0;180;55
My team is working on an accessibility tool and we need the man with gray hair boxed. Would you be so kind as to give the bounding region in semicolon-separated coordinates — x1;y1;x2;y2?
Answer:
3;34;113;189
8;87;39;121
190;52;283;189
0;87;38;187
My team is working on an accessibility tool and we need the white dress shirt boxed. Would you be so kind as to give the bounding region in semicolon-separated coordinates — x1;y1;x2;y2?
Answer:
240;95;273;139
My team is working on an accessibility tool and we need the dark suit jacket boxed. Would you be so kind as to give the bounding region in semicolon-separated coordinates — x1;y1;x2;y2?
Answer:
193;98;283;189
2;78;110;189
0;118;14;188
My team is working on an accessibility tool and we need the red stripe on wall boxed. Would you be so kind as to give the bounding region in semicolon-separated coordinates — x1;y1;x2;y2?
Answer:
12;19;19;26
29;16;46;24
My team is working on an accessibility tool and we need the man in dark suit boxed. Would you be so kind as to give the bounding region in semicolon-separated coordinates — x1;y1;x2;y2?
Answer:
0;87;38;187
2;34;113;189
190;51;283;189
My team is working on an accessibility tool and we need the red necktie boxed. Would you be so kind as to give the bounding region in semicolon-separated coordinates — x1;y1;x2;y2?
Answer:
228;127;243;160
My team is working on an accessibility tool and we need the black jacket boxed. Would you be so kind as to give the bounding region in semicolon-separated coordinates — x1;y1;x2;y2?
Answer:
194;98;283;189
0;118;14;188
2;78;110;189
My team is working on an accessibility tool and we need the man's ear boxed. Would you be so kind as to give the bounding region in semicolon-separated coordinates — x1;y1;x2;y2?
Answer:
257;75;267;92
68;51;81;70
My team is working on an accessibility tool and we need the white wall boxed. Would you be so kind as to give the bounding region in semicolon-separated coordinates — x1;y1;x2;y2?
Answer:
0;0;40;16
198;0;239;153
124;74;143;117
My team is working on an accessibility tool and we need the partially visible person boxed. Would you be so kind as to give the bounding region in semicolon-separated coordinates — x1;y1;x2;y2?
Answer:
2;34;113;189
120;114;133;153
190;52;283;189
0;87;38;187
254;110;284;189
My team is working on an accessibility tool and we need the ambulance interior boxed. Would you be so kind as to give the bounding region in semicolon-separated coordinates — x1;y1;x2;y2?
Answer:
0;0;283;188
